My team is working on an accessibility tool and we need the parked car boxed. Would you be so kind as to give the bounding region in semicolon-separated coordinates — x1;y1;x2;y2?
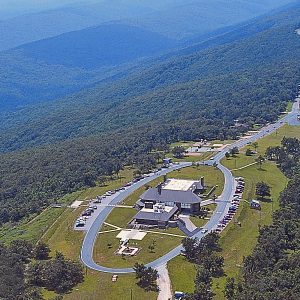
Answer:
82;210;92;217
201;229;208;234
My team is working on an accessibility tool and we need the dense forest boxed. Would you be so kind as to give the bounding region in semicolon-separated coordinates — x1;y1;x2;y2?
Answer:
1;0;292;112
0;4;299;225
225;137;300;299
0;240;83;299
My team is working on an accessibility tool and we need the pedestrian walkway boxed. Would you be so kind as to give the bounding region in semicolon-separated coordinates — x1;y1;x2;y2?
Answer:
103;222;122;230
178;215;197;232
156;264;172;300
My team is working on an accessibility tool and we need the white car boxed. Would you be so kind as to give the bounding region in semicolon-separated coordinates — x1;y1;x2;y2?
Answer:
201;229;208;234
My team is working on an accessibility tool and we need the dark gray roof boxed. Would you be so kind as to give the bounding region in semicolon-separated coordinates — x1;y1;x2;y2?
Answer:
133;206;178;222
140;188;201;204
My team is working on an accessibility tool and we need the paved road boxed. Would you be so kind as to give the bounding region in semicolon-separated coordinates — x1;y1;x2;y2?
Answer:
80;98;299;273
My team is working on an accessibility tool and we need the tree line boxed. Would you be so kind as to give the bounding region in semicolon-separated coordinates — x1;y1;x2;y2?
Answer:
0;240;83;300
182;233;224;299
224;137;300;299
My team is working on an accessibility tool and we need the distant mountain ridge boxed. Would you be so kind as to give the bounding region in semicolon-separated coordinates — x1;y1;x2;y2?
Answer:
0;0;294;51
15;24;177;69
1;2;299;152
0;0;297;114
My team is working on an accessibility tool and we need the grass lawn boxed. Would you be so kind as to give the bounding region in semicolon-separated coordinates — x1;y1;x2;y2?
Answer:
170;152;215;163
0;207;65;244
93;230;182;268
104;207;137;228
168;256;197;294
169;141;195;149
212;160;287;299
255;125;300;154
211;125;300;299
189;216;207;228
190;204;216;228
63;272;157;300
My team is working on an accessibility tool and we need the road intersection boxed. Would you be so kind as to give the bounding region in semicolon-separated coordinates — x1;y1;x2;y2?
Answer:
80;98;299;274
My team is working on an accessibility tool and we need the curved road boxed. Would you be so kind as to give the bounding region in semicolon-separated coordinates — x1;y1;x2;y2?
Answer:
81;99;299;274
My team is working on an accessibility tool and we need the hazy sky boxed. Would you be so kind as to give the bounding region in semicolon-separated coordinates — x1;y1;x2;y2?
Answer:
0;0;100;18
0;0;79;10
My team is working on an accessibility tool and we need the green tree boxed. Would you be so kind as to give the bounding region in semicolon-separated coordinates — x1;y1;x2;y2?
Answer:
255;155;265;170
252;142;258;152
34;242;50;260
148;239;156;253
133;263;158;291
185;282;214;300
256;181;271;200
225;152;230;159
182;237;199;262
9;240;33;263
172;146;185;158
195;266;212;286
224;277;236;300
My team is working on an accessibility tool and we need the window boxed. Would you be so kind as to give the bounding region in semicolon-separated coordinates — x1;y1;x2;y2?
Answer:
181;203;191;209
165;201;175;207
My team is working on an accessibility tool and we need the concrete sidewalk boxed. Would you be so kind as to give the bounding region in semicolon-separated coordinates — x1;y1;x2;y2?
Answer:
157;264;172;300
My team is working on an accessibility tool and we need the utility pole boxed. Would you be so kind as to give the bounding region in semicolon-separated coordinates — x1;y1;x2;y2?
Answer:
130;288;133;300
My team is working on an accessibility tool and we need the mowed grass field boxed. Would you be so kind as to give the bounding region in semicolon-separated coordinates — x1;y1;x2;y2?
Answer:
168;125;300;298
93;229;183;268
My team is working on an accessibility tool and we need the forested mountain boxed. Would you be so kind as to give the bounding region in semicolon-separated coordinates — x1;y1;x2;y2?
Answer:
121;0;295;40
0;0;157;51
0;0;296;113
0;0;293;51
1;3;299;152
15;24;176;69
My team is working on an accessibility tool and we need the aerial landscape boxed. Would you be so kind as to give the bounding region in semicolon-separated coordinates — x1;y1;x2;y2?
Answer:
0;0;300;299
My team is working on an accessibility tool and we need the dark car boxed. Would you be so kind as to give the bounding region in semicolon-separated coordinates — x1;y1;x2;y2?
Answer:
82;210;92;216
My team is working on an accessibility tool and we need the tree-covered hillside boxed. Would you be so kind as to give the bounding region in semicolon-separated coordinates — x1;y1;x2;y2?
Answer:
15;24;176;69
0;3;299;224
0;0;296;113
122;0;294;39
1;3;299;152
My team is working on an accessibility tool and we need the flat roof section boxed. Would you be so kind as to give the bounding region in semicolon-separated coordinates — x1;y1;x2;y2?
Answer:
163;178;198;191
116;230;147;241
133;206;178;222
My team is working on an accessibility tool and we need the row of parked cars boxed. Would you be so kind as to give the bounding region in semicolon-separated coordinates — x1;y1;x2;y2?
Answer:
214;177;245;234
75;165;174;227
75;204;98;227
